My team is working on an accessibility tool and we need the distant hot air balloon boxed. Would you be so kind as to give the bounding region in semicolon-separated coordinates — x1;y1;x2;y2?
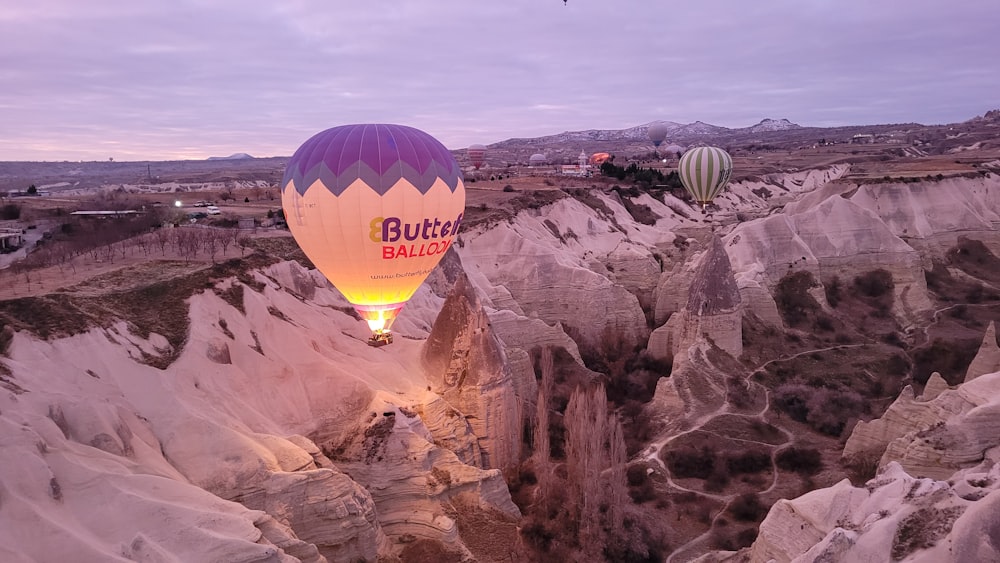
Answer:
647;122;670;148
677;146;733;209
467;144;486;170
589;152;611;166
281;124;466;346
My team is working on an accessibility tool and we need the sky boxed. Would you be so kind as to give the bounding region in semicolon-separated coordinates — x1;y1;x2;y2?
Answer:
1;0;998;161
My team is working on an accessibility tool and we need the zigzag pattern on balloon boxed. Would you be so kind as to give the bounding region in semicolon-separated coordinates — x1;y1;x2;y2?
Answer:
283;159;461;197
282;124;463;197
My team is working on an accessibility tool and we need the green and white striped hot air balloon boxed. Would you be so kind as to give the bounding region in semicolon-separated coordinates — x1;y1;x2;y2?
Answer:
677;146;733;209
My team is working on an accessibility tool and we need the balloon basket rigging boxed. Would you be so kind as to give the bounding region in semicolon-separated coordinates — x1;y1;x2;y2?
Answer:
368;331;394;347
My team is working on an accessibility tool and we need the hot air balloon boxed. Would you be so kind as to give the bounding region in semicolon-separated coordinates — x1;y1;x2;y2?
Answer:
677;146;733;209
589;152;611;166
467;144;486;170
281;124;466;346
647;122;670;148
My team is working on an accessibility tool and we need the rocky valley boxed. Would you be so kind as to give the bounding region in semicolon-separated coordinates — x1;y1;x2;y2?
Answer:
1;120;1000;562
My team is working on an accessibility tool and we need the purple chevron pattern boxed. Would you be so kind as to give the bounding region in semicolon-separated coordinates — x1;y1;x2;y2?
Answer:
282;124;462;197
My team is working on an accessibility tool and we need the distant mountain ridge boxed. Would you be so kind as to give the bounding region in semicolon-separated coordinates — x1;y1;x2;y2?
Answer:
206;153;254;161
491;117;803;149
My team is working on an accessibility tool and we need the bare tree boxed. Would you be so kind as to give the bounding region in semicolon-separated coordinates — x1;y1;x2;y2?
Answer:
564;383;628;556
236;233;252;256
218;228;236;255
202;228;220;262
154;227;171;256
534;347;555;497
173;228;198;261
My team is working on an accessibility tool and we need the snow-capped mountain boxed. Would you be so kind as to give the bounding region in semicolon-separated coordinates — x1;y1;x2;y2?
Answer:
746;118;801;132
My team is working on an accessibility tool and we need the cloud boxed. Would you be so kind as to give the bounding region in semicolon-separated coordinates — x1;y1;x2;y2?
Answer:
1;0;998;160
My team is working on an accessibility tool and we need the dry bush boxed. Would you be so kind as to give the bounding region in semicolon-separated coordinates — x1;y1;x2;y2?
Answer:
775;447;823;475
853;269;894;299
0;324;13;357
772;383;867;436
891;507;964;560
619;197;659;226
665;446;716;479
728;492;767;522
774;270;820;326
911;338;980;385
843;451;881;486
214;284;246;314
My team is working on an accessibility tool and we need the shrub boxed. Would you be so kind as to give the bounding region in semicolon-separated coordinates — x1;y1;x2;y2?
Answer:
735;528;758;548
626;464;657;503
666;446;715;479
775;447;823;474
503;184;515;192
774;271;820;326
911;338;980;385
825;276;842;307
814;314;835;332
726;450;771;474
1;204;21;220
705;469;731;492
728;493;767;522
853;269;894;298
805;387;866;436
773;383;867;436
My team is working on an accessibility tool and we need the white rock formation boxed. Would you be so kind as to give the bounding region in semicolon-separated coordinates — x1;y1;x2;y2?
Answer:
458;196;655;352
724;194;932;327
650;236;742;360
966;321;1000;382
421;273;526;470
0;259;523;562
844;371;1000;479
749;460;1000;563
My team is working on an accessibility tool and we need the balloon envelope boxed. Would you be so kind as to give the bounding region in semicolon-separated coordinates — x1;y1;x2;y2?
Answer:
648;122;670;147
467;144;486;170
281;124;466;333
589;152;611;165
677;147;733;208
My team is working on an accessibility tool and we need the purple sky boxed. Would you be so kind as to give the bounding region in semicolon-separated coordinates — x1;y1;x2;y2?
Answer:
2;0;998;161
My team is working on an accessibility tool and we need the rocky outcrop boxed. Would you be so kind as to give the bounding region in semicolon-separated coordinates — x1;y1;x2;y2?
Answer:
603;245;662;313
237;467;386;563
650;236;742;360
725;195;933;328
749;460;1000;563
458;198;652;353
966;321;1000;382
422;273;524;470
331;408;520;554
844;372;1000;479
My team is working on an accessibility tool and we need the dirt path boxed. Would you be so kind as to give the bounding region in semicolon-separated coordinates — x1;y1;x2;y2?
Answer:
649;343;865;563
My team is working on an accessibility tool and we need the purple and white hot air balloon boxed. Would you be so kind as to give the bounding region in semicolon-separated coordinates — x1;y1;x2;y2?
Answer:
281;124;466;345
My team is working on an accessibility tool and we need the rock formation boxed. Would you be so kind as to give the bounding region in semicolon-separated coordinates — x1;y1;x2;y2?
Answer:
748;460;1000;563
844;371;1000;479
724;195;932;328
458;197;653;353
422;273;524;470
966;321;1000;382
650;235;742;360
